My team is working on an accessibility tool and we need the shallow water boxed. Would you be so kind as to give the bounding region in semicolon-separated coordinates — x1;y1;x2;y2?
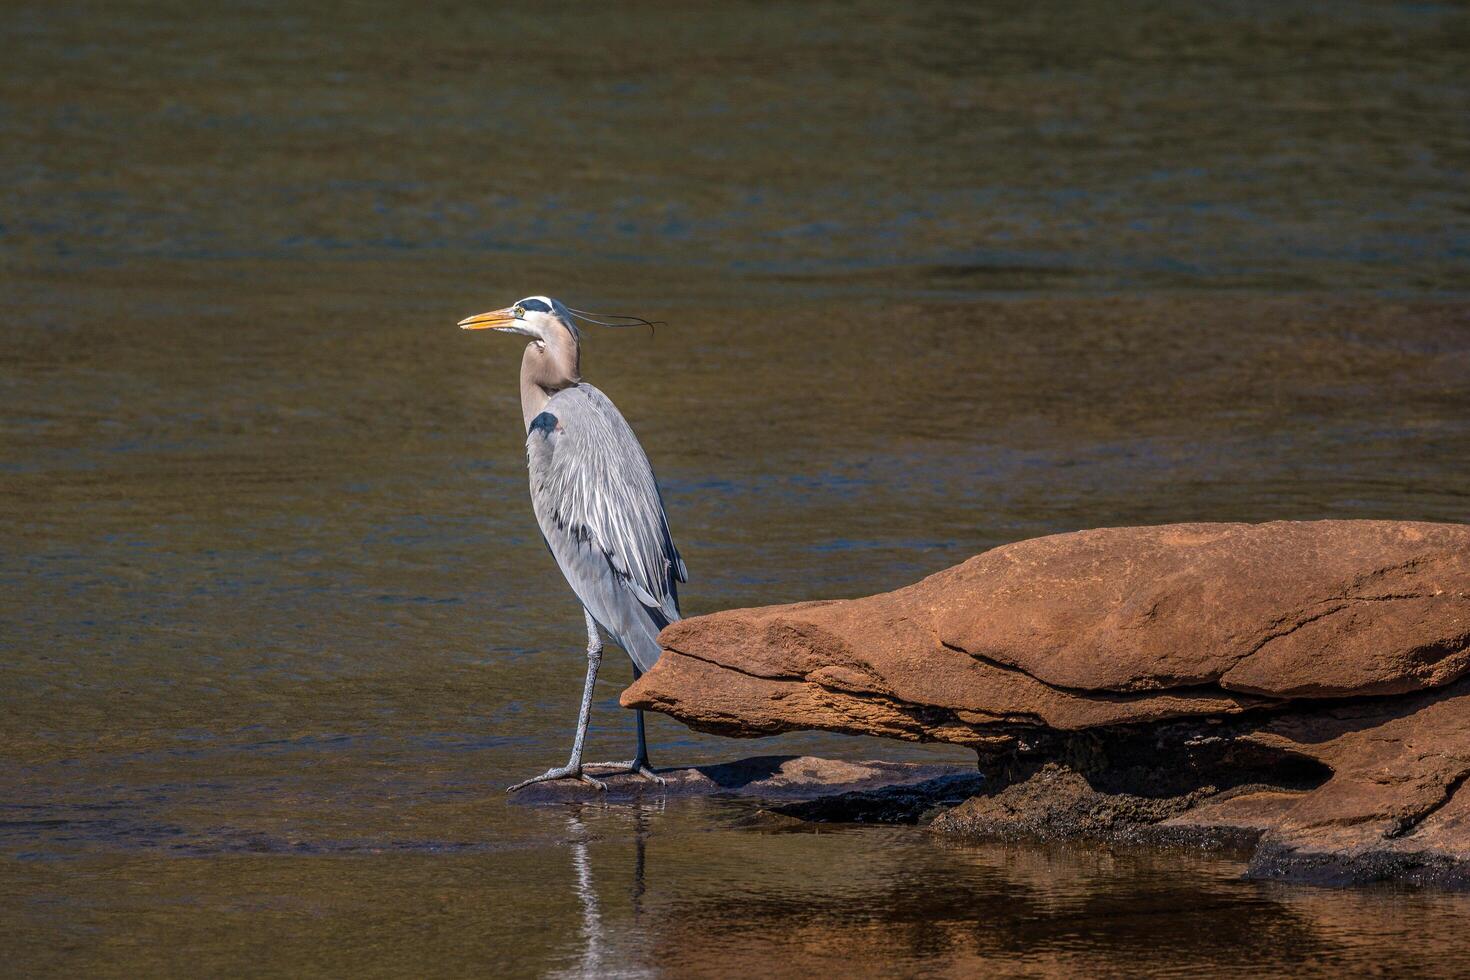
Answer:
3;0;1469;976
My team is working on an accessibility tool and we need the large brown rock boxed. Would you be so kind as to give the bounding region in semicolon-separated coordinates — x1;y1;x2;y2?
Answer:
927;521;1470;697
623;520;1470;885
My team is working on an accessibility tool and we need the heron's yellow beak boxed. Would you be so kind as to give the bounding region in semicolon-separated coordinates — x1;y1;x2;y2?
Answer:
458;307;519;331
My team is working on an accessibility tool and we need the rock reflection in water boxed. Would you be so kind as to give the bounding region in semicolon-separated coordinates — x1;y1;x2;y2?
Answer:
524;806;1470;977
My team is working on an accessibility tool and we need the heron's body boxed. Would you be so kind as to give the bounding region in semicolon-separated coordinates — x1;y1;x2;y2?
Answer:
459;294;685;791
527;383;685;673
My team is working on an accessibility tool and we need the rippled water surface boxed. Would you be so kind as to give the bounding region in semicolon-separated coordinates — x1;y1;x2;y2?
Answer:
3;0;1469;975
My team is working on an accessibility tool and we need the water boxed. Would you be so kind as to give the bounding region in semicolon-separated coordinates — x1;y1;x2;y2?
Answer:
3;0;1469;975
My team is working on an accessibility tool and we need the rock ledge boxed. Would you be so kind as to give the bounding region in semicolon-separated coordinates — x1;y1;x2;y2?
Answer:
623;520;1470;886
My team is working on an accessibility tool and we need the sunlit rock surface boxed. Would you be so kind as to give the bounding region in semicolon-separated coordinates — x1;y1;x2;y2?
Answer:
624;520;1470;886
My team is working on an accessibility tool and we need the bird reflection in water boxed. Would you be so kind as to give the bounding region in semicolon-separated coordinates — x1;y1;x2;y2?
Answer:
630;806;649;918
553;805;657;979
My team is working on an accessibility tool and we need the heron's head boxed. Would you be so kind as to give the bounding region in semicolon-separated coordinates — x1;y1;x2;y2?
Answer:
458;295;579;346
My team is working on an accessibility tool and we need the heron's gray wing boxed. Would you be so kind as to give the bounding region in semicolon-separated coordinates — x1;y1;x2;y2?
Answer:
527;384;685;661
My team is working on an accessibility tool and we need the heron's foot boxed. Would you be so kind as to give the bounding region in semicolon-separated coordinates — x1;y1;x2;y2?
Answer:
507;763;608;794
584;759;667;786
632;762;666;786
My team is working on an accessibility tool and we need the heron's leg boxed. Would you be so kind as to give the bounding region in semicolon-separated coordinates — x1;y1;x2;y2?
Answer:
628;707;664;785
583;663;666;786
628;663;663;783
507;609;608;793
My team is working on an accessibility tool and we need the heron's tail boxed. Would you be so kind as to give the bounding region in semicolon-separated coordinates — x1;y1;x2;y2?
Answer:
622;602;678;674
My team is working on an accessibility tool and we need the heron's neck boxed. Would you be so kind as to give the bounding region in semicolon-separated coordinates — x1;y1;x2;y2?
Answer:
519;324;581;430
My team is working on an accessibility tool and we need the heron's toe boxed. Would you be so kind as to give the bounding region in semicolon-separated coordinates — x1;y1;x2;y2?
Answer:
507;764;585;793
632;764;665;786
577;760;666;788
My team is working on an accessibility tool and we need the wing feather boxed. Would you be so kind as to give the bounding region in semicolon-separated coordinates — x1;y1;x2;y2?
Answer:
527;385;685;626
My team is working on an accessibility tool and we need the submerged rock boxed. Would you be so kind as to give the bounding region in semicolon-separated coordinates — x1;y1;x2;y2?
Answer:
622;520;1470;886
766;772;986;825
507;755;980;806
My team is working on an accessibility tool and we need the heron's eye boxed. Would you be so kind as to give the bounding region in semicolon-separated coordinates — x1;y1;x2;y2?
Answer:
513;305;525;318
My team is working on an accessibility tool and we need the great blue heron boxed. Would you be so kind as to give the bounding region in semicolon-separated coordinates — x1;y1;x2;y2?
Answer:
459;296;686;792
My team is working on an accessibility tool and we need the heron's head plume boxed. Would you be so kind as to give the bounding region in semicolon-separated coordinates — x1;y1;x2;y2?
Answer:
458;296;663;340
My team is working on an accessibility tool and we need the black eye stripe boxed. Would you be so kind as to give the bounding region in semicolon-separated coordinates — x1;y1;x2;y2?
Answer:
518;298;551;313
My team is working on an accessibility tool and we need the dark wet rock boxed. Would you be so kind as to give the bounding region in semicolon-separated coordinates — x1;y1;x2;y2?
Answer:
766;772;987;825
1247;839;1470;890
935;763;1221;843
622;520;1470;886
931;681;1470;887
506;755;979;806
